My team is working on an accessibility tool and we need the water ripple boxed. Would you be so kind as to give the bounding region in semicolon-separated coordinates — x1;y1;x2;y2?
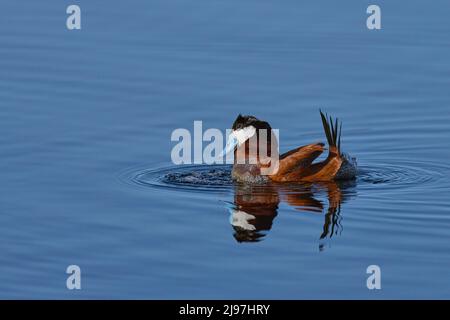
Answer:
119;159;449;194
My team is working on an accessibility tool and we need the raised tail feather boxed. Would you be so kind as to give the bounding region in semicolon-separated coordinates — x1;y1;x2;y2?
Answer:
320;110;342;155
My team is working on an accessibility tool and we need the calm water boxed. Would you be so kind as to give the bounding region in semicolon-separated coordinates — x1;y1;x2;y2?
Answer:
1;1;450;299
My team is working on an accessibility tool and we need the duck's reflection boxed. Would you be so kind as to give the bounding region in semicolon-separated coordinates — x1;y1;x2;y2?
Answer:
227;180;356;245
229;184;280;242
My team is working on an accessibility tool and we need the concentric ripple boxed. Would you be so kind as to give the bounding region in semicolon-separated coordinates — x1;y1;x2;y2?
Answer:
119;159;450;194
120;164;233;193
356;159;449;192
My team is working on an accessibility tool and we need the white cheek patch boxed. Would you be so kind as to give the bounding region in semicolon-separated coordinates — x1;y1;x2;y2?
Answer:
220;125;257;157
234;126;256;146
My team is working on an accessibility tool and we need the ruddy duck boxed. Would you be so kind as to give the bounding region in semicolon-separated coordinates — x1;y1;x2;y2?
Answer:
223;111;357;183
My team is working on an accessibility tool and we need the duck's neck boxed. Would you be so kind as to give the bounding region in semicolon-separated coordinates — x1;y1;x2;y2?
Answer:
232;163;268;183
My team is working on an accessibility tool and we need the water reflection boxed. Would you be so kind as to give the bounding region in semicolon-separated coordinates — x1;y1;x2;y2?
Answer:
227;180;357;245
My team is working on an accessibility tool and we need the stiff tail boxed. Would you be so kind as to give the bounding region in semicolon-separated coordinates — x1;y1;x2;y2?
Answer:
319;110;342;155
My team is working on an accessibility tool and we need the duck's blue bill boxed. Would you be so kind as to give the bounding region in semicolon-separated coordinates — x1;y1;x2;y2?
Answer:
218;132;238;158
